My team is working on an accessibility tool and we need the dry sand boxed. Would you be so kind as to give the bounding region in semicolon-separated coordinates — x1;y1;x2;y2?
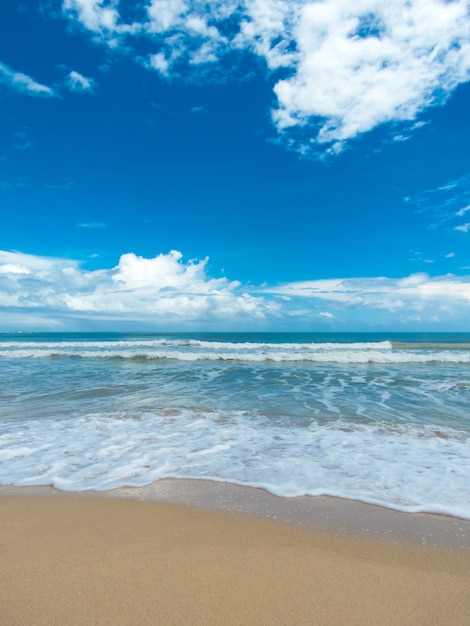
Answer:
1;492;469;625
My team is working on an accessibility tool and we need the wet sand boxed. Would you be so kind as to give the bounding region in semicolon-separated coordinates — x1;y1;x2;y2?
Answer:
1;485;469;625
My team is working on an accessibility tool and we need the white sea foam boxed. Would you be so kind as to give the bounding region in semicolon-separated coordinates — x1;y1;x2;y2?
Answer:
1;410;469;519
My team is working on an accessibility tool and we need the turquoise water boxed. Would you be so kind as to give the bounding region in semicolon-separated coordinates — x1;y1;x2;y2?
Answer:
0;332;469;517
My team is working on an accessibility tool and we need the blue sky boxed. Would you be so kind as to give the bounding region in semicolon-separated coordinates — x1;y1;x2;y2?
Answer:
1;0;470;331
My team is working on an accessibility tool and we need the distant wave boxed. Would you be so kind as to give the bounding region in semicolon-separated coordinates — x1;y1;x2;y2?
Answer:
1;338;470;363
0;339;393;350
391;341;470;351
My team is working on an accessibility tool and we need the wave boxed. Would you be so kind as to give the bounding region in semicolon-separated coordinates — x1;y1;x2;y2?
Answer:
2;338;470;363
392;341;470;351
0;339;393;351
1;409;469;519
2;348;470;364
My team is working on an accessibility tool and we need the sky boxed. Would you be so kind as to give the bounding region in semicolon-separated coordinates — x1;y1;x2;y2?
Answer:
1;0;470;332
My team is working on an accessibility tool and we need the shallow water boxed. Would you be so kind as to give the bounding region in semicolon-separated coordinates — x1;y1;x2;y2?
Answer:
1;332;469;518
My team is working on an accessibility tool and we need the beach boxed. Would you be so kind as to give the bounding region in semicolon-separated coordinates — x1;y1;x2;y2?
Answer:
1;486;469;626
1;333;469;623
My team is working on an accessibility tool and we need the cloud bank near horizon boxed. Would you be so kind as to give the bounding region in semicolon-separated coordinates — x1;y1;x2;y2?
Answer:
1;249;469;330
0;250;272;329
60;0;470;154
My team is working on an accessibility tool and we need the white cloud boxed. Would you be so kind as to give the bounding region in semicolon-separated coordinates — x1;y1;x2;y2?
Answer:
263;272;470;325
0;264;30;276
1;250;470;330
148;52;171;76
62;0;142;42
0;250;273;327
0;61;55;97
76;221;107;228
65;70;96;92
62;0;120;33
60;0;470;154
147;0;189;33
0;250;71;273
45;182;74;191
145;0;232;74
457;205;470;217
269;272;470;304
272;0;470;151
455;223;470;233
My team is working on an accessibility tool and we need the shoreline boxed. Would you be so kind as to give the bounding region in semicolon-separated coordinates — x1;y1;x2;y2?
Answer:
1;486;469;625
2;478;469;549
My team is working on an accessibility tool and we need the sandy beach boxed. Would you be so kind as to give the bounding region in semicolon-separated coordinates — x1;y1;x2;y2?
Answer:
1;488;469;626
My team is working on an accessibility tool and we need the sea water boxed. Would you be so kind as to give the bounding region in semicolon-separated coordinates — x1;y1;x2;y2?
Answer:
0;332;469;519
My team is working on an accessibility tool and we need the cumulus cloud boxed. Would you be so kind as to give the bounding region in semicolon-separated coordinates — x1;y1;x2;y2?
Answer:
148;52;171;76
271;0;470;152
0;250;273;328
1;250;470;329
65;70;97;92
62;0;143;39
0;61;55;97
60;0;470;154
62;0;120;34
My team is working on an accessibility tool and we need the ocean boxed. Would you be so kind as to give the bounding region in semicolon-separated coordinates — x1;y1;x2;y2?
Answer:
1;332;469;519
